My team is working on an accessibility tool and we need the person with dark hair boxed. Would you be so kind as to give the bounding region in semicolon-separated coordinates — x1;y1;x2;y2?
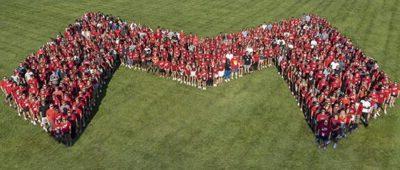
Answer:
243;54;252;74
360;97;372;127
39;100;49;131
330;115;340;149
317;119;331;150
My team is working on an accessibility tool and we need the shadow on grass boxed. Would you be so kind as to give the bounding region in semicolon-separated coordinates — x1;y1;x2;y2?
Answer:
63;61;121;146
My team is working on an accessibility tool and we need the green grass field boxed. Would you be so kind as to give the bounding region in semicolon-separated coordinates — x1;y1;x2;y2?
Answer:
0;0;400;169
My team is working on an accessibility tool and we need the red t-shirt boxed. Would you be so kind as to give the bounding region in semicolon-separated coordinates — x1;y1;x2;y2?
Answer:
377;92;386;104
317;114;329;122
46;108;58;126
392;86;399;96
0;80;6;90
231;58;239;69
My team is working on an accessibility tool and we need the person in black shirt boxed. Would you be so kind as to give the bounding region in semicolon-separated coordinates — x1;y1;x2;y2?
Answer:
243;54;252;74
39;100;49;132
224;59;231;82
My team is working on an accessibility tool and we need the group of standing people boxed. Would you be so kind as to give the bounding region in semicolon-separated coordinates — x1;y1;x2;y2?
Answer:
273;15;399;149
0;12;398;147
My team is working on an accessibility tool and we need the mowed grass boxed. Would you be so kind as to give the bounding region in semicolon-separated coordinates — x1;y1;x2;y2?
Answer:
0;0;400;169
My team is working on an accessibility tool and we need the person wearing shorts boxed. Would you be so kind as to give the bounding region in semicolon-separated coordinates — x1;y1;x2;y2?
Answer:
243;54;252;74
171;61;178;81
190;66;197;86
389;82;399;107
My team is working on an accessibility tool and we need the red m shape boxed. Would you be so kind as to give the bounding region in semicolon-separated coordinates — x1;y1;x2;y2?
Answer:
1;12;398;146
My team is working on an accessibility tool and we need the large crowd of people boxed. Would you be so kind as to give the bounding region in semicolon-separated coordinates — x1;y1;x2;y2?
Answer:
0;12;398;148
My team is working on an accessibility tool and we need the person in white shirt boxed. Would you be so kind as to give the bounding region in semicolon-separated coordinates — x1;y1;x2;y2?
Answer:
24;70;34;81
245;46;253;54
360;98;372;127
330;60;339;70
261;24;267;30
311;39;318;48
225;53;233;60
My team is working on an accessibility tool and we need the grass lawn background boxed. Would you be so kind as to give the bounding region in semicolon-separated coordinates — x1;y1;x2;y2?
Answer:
0;0;399;169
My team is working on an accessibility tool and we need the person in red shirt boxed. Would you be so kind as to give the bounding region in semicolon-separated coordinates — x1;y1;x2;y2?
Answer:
28;96;40;125
374;90;386;118
46;104;58;129
163;60;171;78
316;110;329;131
389;82;399;107
382;86;391;114
199;69;208;90
170;60;178;81
18;94;30;121
53;116;64;143
158;59;165;77
0;77;7;94
62;116;72;146
330;116;340;149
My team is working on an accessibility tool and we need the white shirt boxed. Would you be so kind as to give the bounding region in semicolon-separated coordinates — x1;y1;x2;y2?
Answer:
242;31;248;37
305;15;311;22
261;24;267;30
25;71;34;81
225;53;233;60
276;39;286;46
311;40;318;48
82;30;90;39
246;47;253;54
283;32;290;37
330;61;339;70
361;100;371;113
129;23;137;30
